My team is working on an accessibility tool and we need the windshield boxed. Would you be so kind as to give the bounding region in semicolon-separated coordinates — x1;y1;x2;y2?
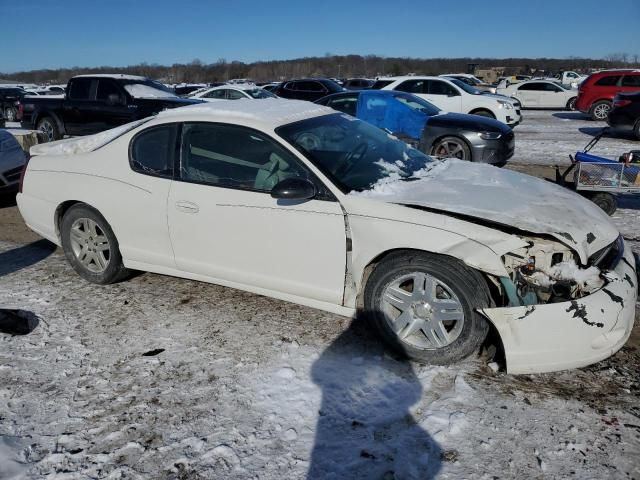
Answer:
276;113;433;193
449;79;481;95
122;79;177;98
245;88;276;99
394;93;441;116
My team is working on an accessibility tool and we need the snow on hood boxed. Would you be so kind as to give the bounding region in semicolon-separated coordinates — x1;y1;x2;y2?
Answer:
352;159;619;263
29;119;150;156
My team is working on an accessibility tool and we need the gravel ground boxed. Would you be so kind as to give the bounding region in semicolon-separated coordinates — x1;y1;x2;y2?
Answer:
1;111;639;479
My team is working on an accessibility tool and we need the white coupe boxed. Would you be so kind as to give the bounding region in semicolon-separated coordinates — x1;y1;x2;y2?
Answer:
498;80;578;110
18;99;637;374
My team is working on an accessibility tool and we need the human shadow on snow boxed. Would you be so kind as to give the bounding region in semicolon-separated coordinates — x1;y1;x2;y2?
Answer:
0;239;56;277
308;316;442;480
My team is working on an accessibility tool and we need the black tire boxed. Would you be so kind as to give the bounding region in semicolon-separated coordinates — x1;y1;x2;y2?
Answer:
430;136;472;161
4;107;17;122
470;109;495;119
589;192;617;216
567;97;577;111
60;204;130;284
364;251;491;365
37;116;61;142
589;100;611;121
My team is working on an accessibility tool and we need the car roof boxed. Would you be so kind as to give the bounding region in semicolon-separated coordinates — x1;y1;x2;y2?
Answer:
208;84;259;92
154;98;335;130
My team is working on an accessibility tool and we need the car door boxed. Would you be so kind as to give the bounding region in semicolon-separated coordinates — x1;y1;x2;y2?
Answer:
539;82;564;108
63;77;97;135
620;74;640;94
95;79;135;130
515;82;542;107
424;80;462;113
296;81;329;102
167;122;347;305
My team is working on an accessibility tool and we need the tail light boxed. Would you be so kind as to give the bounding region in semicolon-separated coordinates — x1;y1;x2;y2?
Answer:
613;99;631;108
17;103;24;121
18;154;30;194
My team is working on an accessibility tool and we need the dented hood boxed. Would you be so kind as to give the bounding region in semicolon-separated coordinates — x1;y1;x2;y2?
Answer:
355;160;619;263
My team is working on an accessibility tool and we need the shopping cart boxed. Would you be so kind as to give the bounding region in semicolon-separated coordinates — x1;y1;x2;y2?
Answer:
555;130;640;215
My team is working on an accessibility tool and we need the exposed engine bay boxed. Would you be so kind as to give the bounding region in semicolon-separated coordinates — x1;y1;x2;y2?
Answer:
498;236;620;306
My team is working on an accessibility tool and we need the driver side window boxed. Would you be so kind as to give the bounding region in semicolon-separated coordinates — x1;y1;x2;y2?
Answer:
180;123;313;192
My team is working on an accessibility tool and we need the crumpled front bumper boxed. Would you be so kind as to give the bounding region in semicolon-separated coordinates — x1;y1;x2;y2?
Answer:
480;242;638;374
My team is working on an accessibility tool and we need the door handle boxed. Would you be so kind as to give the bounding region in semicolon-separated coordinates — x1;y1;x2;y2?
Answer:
175;201;199;214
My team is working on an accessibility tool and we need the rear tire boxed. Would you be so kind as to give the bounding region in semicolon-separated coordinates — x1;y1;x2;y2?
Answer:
61;204;130;284
589;101;611;121
567;97;577;111
364;252;491;365
589;192;617;216
430;136;472;161
37;116;60;142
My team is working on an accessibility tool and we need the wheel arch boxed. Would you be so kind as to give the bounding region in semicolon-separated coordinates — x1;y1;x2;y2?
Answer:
468;108;496;118
33;110;66;136
54;200;103;241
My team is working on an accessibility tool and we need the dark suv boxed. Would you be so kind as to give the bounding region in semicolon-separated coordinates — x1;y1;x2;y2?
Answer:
608;92;640;139
273;79;344;102
575;70;640;120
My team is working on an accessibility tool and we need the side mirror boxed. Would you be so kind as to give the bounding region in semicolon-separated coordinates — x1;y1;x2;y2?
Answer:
107;93;123;105
271;177;317;201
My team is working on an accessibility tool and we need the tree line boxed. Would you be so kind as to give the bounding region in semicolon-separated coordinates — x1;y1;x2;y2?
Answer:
3;54;639;85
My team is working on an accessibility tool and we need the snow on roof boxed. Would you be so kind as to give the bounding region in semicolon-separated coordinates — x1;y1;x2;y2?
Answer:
73;74;148;80
157;98;335;128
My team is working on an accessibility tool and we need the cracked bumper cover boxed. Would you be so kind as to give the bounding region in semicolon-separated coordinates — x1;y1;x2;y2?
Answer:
480;241;638;374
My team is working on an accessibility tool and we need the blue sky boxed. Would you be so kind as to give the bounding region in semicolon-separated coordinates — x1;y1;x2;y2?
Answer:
2;0;639;73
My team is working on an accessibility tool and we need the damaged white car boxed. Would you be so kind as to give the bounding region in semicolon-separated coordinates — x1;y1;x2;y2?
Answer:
17;99;638;374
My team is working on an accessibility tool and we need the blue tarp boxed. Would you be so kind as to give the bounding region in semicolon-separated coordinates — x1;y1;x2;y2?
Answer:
356;90;427;141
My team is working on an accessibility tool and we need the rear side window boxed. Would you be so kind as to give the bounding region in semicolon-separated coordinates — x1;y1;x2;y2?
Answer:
621;75;640;87
68;78;94;100
396;80;427;94
129;124;178;178
371;80;393;89
594;75;621;87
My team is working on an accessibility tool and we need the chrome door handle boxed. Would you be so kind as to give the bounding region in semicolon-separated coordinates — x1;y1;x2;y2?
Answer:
175;201;199;214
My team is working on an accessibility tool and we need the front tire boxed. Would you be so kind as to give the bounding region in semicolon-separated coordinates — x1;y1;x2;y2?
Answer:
430;136;472;161
37;116;60;142
364;252;491;365
61;205;130;284
589;101;611;121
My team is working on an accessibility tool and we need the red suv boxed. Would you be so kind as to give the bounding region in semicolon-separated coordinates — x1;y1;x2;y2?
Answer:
575;69;640;120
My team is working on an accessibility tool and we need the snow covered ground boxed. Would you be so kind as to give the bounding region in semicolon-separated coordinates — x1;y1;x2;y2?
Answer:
511;109;639;166
0;110;639;479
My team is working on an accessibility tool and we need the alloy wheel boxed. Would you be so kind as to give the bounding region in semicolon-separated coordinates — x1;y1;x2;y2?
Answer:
69;218;111;273
433;140;467;160
39;120;55;141
379;272;465;350
593;103;610;120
